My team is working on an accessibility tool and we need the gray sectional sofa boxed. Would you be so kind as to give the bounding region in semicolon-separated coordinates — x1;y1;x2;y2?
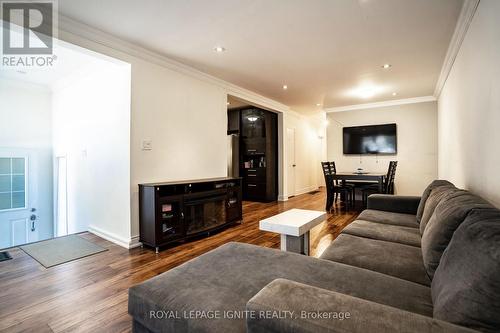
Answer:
129;180;500;333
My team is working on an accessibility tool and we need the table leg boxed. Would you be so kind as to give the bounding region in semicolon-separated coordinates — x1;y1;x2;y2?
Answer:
304;231;310;256
341;179;346;202
280;232;310;255
378;177;384;193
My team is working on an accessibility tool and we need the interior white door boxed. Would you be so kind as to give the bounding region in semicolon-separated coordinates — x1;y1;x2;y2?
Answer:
286;128;296;197
0;150;39;249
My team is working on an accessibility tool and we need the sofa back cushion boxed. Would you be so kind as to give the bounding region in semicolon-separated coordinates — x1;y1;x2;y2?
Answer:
432;208;500;332
416;180;455;225
421;191;492;279
419;184;459;235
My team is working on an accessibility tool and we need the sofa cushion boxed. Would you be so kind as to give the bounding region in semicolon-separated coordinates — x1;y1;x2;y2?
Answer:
320;234;430;286
342;219;421;247
416;180;454;224
247;279;477;333
421;191;492;280
358;209;419;228
129;242;433;333
432;209;500;333
419;184;459;235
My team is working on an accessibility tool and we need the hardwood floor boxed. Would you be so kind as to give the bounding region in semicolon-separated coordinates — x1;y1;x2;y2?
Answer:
0;188;360;333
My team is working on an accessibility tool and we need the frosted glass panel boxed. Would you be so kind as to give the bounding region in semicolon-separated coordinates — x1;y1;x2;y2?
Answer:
12;192;25;209
12;158;25;174
12;175;25;192
0;175;10;192
0;193;10;210
0;158;9;174
0;157;27;211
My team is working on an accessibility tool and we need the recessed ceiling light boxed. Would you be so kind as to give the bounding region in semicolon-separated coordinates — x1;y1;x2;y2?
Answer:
316;103;322;107
227;102;231;105
214;46;226;53
359;88;376;98
356;87;378;98
348;84;385;99
392;92;397;96
382;64;392;69
282;85;288;90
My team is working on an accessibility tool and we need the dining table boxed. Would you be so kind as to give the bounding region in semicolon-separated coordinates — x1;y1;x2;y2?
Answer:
332;172;386;193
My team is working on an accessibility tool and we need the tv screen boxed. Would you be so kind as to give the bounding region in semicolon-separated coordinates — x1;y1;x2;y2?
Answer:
343;124;397;155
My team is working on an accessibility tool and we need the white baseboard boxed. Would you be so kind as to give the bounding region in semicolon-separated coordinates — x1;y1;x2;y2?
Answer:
279;186;319;201
88;225;142;249
129;235;142;249
293;185;319;197
278;195;289;201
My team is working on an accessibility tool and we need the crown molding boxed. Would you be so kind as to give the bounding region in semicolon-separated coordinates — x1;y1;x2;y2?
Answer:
434;0;480;98
324;96;436;113
56;15;290;113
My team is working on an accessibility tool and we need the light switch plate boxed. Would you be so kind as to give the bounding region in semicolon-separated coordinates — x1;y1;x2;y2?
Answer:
142;140;153;151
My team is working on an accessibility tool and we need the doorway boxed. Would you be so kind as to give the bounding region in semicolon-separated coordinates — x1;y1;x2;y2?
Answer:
0;36;131;250
227;95;279;202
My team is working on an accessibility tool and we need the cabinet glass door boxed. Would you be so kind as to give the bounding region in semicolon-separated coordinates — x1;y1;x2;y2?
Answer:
241;109;266;139
158;198;184;241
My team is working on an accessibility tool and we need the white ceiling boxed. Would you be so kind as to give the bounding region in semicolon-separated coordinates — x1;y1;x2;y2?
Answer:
58;0;463;113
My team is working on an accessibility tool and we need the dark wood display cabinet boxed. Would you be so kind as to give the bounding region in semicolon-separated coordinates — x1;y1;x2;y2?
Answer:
228;107;278;202
139;177;242;253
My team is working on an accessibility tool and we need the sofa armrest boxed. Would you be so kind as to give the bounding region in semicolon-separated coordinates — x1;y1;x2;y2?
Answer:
246;279;477;333
367;194;421;215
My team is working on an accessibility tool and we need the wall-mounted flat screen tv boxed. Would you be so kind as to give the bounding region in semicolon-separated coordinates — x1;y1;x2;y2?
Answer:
343;123;397;155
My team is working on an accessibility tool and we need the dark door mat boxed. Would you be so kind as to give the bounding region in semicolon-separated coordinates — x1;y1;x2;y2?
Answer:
308;190;321;195
0;251;12;262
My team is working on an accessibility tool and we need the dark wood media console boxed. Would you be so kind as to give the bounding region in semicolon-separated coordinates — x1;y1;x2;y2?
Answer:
139;177;242;253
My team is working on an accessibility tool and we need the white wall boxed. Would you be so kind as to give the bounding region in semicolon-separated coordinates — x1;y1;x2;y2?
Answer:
327;102;438;195
52;61;131;243
283;111;327;197
129;58;228;237
438;0;500;207
0;79;54;247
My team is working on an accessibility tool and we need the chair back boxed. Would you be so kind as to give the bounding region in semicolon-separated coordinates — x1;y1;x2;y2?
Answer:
329;161;340;185
385;161;397;193
330;161;337;174
321;161;339;187
321;161;331;181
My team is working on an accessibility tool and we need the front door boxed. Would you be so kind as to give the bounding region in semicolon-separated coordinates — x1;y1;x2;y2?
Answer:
0;150;39;249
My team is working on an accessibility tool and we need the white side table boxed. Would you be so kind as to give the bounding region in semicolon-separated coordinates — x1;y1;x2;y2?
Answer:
259;208;327;255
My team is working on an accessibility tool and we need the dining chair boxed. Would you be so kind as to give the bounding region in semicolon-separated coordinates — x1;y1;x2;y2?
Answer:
361;161;398;206
321;162;354;211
